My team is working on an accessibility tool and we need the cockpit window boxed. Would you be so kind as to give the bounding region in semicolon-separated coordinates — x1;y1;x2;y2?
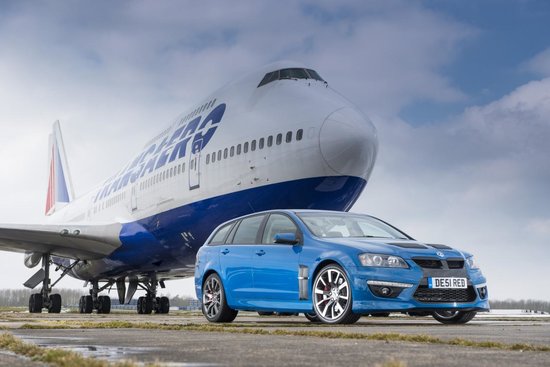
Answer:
280;68;309;79
257;68;325;87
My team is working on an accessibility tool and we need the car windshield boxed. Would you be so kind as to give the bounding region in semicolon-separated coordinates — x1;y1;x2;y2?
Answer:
297;213;409;240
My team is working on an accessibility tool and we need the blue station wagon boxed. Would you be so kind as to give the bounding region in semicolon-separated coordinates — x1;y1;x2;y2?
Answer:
194;210;489;324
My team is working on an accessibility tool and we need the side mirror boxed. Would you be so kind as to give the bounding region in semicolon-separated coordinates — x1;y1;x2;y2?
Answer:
274;233;299;245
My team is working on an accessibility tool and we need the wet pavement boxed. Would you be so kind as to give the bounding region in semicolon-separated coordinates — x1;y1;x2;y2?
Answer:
1;312;549;366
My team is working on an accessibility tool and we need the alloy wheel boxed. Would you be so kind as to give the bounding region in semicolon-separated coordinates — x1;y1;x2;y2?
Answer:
203;275;222;319
313;266;351;322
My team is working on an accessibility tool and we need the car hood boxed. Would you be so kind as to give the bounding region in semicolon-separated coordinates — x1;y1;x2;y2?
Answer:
318;237;465;259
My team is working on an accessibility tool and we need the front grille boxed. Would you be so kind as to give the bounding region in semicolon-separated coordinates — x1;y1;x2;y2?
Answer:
413;259;442;269
414;286;477;303
413;258;464;269
447;260;464;269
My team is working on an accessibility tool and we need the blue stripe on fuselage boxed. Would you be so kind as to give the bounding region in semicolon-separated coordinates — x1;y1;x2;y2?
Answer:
81;175;367;279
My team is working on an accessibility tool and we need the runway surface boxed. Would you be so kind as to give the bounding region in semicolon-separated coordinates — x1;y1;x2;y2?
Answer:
1;311;549;366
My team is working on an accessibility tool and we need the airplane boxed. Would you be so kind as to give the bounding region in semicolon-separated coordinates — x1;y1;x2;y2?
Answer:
0;61;378;314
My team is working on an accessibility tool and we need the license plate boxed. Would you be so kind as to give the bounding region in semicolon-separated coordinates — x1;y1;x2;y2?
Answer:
428;277;467;289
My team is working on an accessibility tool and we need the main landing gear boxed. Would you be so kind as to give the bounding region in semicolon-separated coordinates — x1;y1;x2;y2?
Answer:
78;280;113;314
27;254;78;313
136;278;170;314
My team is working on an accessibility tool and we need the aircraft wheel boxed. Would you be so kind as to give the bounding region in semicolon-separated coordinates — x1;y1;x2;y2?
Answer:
159;296;170;314
29;293;43;313
79;295;93;314
313;264;360;324
97;296;111;314
48;294;62;313
432;310;477;324
138;296;153;314
202;273;237;323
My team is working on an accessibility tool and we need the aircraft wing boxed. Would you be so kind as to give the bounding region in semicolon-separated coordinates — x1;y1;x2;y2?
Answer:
0;222;122;260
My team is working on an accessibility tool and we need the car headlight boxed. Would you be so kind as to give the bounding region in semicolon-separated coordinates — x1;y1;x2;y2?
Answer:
466;256;479;269
358;253;408;268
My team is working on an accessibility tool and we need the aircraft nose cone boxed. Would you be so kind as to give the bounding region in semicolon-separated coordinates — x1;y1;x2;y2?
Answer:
319;107;378;178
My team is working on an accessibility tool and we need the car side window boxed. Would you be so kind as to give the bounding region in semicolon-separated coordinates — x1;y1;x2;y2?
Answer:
209;222;234;245
231;215;265;244
261;214;299;244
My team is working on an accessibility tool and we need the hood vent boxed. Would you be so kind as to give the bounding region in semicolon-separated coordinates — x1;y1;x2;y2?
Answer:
428;244;452;250
387;242;427;249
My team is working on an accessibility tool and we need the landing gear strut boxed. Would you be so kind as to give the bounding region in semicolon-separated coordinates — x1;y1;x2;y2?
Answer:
78;280;113;314
136;278;170;314
27;254;73;313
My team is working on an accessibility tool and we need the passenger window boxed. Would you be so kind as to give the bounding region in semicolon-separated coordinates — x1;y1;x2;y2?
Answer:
259;138;264;149
286;131;292;143
251;140;256;151
237;144;242;155
296;129;303;141
267;136;273;147
232;215;265;244
276;133;282;145
218;150;222;161
244;142;249;153
224;148;228;159
230;146;235;157
262;214;299;244
210;222;235;245
206;154;210;164
212;153;216;163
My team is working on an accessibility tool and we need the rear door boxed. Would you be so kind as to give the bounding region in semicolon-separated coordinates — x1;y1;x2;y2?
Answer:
219;214;266;304
251;214;302;301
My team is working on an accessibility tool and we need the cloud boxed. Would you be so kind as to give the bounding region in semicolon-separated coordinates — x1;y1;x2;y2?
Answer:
524;47;550;76
355;77;550;300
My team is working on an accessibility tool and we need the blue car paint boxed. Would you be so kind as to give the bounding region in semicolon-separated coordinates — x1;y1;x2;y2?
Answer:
195;210;490;314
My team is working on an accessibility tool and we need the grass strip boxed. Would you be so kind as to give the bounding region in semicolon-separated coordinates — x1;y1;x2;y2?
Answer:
18;321;550;352
0;333;161;367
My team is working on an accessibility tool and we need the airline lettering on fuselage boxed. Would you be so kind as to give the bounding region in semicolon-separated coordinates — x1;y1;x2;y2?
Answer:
94;103;226;202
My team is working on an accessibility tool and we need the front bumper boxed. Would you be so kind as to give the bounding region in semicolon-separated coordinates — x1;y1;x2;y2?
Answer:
348;265;490;313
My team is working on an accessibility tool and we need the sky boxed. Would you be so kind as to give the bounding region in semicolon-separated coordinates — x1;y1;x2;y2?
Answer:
0;0;549;301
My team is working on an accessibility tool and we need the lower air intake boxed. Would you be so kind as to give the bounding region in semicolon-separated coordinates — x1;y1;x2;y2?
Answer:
414;286;477;303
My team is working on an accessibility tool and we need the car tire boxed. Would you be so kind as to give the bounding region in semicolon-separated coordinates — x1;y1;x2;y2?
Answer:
312;264;360;324
432;310;477;324
202;273;238;323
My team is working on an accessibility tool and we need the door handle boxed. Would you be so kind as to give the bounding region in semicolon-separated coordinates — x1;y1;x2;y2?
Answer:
255;250;266;256
221;249;230;255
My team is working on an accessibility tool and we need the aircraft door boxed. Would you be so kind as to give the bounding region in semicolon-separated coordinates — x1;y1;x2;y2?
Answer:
189;139;202;190
130;185;138;211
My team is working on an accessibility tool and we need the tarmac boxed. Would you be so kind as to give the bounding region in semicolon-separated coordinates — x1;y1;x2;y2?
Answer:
1;311;549;366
